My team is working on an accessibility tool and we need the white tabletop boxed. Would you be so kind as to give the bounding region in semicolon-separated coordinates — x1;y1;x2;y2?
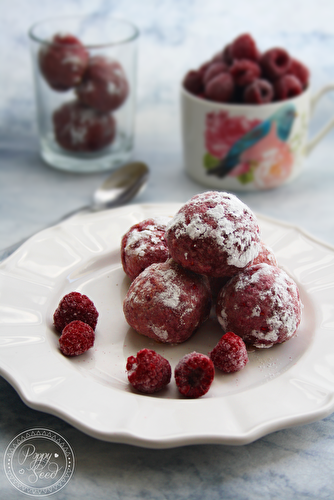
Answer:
1;1;334;499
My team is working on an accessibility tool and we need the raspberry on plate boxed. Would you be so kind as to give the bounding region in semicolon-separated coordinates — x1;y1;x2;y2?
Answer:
216;263;302;348
249;240;278;267
59;320;95;356
260;47;292;81
123;258;211;344
274;74;303;100
174;352;215;398
209;332;249;373
204;72;234;103
53;100;116;152
76;55;129;113
243;79;274;104
121;217;171;281
53;291;99;333
126;349;171;394
39;33;89;91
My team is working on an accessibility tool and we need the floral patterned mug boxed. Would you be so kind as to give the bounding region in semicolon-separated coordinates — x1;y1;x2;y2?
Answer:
181;83;334;190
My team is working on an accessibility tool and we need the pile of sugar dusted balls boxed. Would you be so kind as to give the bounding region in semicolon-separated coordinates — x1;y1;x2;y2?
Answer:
39;33;129;152
52;191;302;398
121;191;302;398
53;191;302;398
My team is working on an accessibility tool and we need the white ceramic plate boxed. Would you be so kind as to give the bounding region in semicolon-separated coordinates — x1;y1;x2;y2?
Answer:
1;203;334;449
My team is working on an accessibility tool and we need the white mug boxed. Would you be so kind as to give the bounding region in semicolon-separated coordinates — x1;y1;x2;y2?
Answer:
181;83;334;190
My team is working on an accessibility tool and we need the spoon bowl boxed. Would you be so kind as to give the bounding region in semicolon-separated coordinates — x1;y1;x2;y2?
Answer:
0;161;150;261
92;161;149;208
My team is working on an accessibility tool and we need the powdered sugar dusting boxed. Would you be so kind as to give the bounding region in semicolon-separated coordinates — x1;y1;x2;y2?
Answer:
218;264;302;348
166;191;261;269
123;259;211;344
124;217;170;259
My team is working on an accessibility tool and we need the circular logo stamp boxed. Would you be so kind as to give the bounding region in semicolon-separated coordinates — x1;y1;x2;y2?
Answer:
4;428;75;497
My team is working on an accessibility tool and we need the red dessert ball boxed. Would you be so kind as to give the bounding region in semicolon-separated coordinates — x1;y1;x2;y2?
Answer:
53;291;99;333
121;217;171;281
216;263;302;348
165;191;261;278
126;349;171;394
250;240;278;267
53;100;116;152
174;352;215;398
209;332;249;373
123;258;211;344
39;33;89;91
76;55;129;113
59;320;95;356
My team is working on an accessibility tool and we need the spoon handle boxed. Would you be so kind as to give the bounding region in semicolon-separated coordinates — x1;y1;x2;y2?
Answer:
0;204;93;262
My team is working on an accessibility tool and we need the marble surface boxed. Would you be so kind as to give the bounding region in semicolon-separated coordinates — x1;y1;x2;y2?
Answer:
1;0;334;498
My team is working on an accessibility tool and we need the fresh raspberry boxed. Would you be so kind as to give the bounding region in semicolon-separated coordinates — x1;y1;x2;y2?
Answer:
204;72;234;103
260;47;292;80
222;43;233;65
209;332;249;373
229;59;261;87
39;33;89;91
183;69;204;95
76;55;129;113
243;79;274;104
274;74;303;100
126;349;171;394
287;58;310;88
203;62;228;85
174;352;214;398
211;51;224;63
249;240;278;267
198;60;212;77
230;33;259;62
59;320;95;356
53;291;99;333
53;100;116;152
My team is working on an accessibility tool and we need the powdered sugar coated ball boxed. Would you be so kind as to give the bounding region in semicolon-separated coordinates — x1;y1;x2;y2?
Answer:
53;100;116;152
39;33;89;91
165;191;261;278
121;217;171;281
123;258;211;344
76;55;129;113
250;240;278;267
216;263;302;348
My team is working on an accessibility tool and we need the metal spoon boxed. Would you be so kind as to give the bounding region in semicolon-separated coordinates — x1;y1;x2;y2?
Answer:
0;161;150;262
